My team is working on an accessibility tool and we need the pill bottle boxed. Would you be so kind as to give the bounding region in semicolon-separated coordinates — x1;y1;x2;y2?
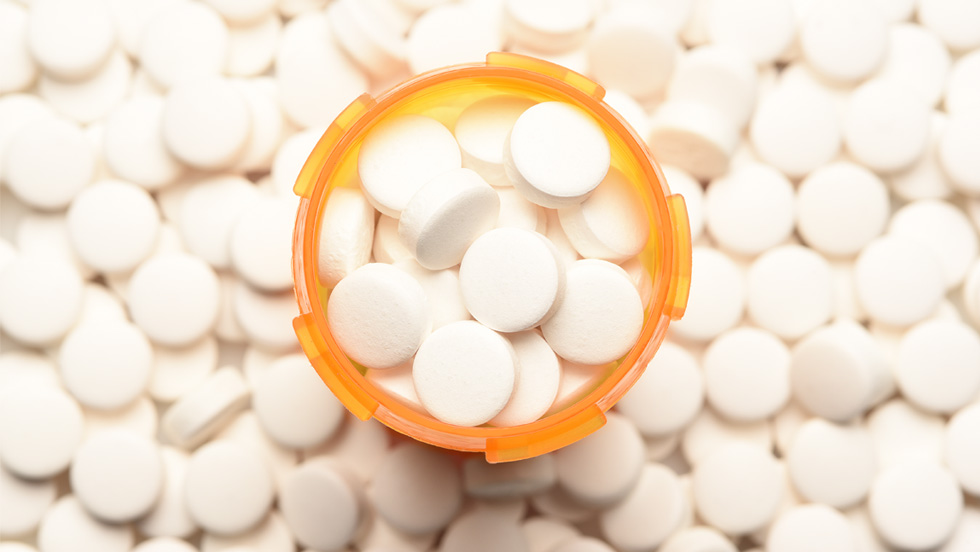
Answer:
292;53;691;462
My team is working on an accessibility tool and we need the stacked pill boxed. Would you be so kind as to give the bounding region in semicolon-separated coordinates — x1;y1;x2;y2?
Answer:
3;0;980;552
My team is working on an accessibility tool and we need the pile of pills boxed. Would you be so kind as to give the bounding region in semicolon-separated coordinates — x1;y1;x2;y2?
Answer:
2;0;980;551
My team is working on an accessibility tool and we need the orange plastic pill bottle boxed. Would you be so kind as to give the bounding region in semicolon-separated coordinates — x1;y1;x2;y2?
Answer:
291;53;691;462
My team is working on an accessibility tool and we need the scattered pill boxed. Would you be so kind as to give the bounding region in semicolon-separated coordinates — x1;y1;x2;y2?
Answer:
797;162;889;257
161;367;251;449
554;412;645;507
27;0;116;82
232;283;300;353
945;49;980;117
0;385;83;480
889;199;979;289
441;508;529;552
747;245;833;340
38;50;133;125
455;96;536;187
945;404;980;497
750;82;841;178
128;253;221;347
693;443;784;535
0;255;83;347
137;447;197;539
599;463;686;551
703;327;790;423
185;439;275;536
868;461;964;551
767;504;857;552
407;3;501;74
917;0;980;52
875;24;951;108
616;341;704;436
138;1;228;89
705;162;795;256
368;443;463;535
668;45;758;128
854;235;945;327
163;76;251;170
252;354;344;449
587;4;677;99
59;321;153;411
895;319;980;414
705;0;794;64
37;496;133;552
177;175;260;270
844;80;931;174
786;419;876;509
669;247;744;342
70;430;163;522
102;96;185;190
801;0;887;83
198;510;294;552
647;100;738;181
681;407;772;466
316;187;375;287
0;464;56;537
3;117;94;211
659;526;737;552
279;459;363;551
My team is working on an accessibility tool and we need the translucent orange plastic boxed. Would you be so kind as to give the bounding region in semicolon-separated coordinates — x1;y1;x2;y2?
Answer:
291;53;691;462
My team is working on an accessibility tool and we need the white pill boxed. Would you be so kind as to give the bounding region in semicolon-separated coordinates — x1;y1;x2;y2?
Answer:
681;407;772;466
161;367;250;449
747;245;833;340
372;215;413;265
129;253;221;347
177;175;260;270
558;168;648;262
941;507;980;552
786;419;875;508
800;0;887;82
875;24;951;107
506;102;610;209
554;412;645;507
896;319;980;414
616;342;703;436
368;442;463;535
59;321;152;411
441;508;529;552
394;259;469;331
0;386;83;479
253;354;343;449
797;162;889;257
869;461;963;550
647;100;738;181
670;247;744;343
749;82;841;178
328;263;429;370
406;3;501;74
939;113;980;195
587;4;677;99
693;443;784;535
918;0;980;52
659;526;737;552
366;361;424;411
233;284;300;352
15;211;94;281
70;430;163;523
529;486;598;524
305;416;387;484
946;404;980;496
489;330;561;427
869;399;945;470
412;320;516;426
355;513;438;552
504;0;595;53
276;13;367;129
0;463;55;537
599;463;686;551
327;0;407;80
668;45;757;129
280;459;363;551
705;162;795;256
148;337;218;403
185;439;274;536
455;96;536;188
103;96;185;190
0;94;54;182
0;2;36;94
66;180;161;274
138;1;228;89
855;235;945;327
523;517;579;552
199;511;294;552
230;195;296;293
316;188;374;288
0;255;83;347
460;228;565;333
462;455;556;499
27;0;116;82
543;259;643;364
37;496;133;552
0;351;60;392
890;200;978;289
163;77;251;170
768;504;856;552
270;127;320;197
38;50;133;125
3;118;94;210
358;114;461;217
83;394;157;444
496;187;548;233
703;327;789;423
218;411;297;490
791;320;890;422
946;50;980;117
706;0;796;63
662;166;704;243
844;80;931;174
399;168;499;270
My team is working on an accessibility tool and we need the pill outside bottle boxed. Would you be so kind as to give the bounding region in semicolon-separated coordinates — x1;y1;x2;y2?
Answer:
292;53;691;462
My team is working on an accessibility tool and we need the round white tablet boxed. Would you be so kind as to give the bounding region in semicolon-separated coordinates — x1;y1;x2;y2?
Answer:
891;113;955;202
875;24;951;107
177;175;260;270
399;168;500;270
0;255;83;347
455;96;536;187
66;180;161;274
373;215;414;265
27;0;116;82
218;411;298;490
406;3;502;74
138;448;198;539
185;440;275;536
229;194;296;292
704;162;795;256
523;517;580;552
3;117;94;210
161;367;250;449
869;461;963;550
693;443;784;535
0;386;83;479
668;45;758;128
896;320;980;414
59;321;153;411
394;259;469;330
413;320;516;426
490;330;561;427
558;168;648;262
506;102;610;209
542;259;643;365
946;50;980;117
785;419;875;509
659;526;737;552
460;228;565;333
233;284;300;352
306;415;387;484
797;162;889;257
599;463;686;551
368;442;463;535
328;263;429;370
253;354;344;449
280;459;362;551
0;2;36;94
669;247;744;342
129;253;221;347
616;342;703;436
647;100;738;181
868;399;945;469
37;496;133;552
317;187;375;287
504;0;595;53
946;404;980;496
495;187;548;233
15;211;94;281
889;200;978;289
163;77;251;170
705;0;794;64
102;96;185;190
327;0;407;80
703;327;790;423
38;50;133;125
791;321;890;422
587;4;677;99
138;1;228;89
844;80;931;174
231;78;283;172
0;464;56;536
767;504;856;552
199;511;294;552
800;0;887;82
749;82;841;178
441;509;529;552
554;412;645;507
854;235;945;327
681;407;772;466
0;351;60;392
70;430;163;522
747;245;833;340
918;0;980;52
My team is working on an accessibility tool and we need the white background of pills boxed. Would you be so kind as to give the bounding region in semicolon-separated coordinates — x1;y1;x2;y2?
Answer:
2;0;980;551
